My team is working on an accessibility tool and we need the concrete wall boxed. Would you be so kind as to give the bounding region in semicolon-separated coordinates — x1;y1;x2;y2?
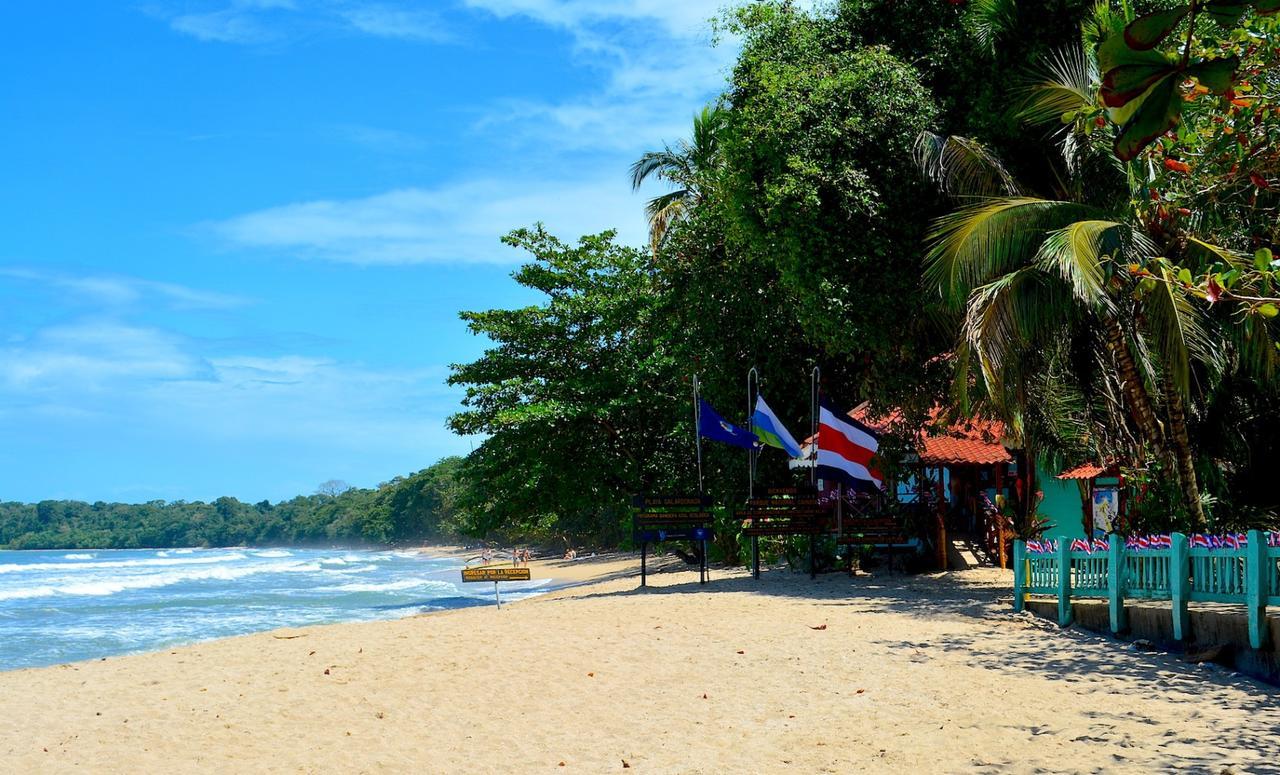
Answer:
1038;468;1086;540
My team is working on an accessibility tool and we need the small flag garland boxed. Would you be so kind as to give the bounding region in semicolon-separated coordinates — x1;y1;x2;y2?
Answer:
1024;532;1280;555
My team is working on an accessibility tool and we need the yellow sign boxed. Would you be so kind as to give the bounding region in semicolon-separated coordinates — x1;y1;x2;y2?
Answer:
461;567;531;583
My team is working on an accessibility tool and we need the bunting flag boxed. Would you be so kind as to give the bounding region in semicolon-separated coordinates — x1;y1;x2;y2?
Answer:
815;398;883;490
751;395;802;458
697;398;759;450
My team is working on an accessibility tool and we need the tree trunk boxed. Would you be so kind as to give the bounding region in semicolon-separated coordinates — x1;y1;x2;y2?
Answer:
1164;380;1208;531
1103;315;1164;452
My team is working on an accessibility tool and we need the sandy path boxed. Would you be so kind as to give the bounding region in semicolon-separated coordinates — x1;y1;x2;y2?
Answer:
1;560;1277;774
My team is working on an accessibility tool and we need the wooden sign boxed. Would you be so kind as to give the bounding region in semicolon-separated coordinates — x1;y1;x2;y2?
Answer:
461;567;531;583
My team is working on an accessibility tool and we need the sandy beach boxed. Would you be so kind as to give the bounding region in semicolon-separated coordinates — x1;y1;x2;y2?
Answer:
2;554;1278;774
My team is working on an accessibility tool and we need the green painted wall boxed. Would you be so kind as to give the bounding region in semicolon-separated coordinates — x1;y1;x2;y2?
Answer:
1037;467;1086;540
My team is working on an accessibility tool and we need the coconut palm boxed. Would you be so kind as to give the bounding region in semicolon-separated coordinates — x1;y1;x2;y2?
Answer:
630;104;726;252
917;43;1229;529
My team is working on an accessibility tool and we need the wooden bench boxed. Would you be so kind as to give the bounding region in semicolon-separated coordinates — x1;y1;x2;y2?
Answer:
837;518;914;571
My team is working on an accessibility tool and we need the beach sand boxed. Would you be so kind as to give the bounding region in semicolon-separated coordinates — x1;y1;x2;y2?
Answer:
2;554;1277;774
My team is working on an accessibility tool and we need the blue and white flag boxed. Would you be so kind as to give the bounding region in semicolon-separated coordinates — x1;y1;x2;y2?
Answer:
697;399;759;450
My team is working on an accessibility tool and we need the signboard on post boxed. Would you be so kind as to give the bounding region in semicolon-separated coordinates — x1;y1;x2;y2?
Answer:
632;494;714;587
735;485;832;579
461;567;531;583
461;563;531;608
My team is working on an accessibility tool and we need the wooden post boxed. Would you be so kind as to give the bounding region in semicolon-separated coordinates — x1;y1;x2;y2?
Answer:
640;540;647;588
1057;538;1072;627
935;467;948;571
752;535;760;580
1246;529;1269;649
1012;539;1026;612
1108;533;1126;635
1170;532;1189;641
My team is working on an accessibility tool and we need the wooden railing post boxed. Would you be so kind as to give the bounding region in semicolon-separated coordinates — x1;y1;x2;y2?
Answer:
1108;533;1126;634
1170;532;1190;641
1246;529;1269;649
1012;539;1026;612
1057;539;1072;627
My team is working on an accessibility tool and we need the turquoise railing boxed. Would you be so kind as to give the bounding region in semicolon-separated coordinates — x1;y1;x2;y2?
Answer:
1012;530;1280;649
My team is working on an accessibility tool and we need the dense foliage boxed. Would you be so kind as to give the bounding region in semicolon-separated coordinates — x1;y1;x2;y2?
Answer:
0;457;468;550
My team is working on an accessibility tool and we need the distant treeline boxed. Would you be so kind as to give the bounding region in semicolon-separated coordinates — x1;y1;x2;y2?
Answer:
0;457;468;550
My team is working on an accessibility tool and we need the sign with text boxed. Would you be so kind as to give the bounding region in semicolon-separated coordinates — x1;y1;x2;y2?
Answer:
461;567;531;583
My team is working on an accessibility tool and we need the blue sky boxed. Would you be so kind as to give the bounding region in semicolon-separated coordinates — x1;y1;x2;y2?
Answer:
0;0;734;503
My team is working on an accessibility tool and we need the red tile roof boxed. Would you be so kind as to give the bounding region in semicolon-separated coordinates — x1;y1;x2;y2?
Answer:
849;403;1012;466
1057;462;1117;480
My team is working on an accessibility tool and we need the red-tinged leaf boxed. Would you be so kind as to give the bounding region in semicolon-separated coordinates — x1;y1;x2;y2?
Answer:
1124;5;1192;50
1101;64;1177;107
1164;158;1191;173
1186;57;1238;94
1251;173;1271;189
1115;77;1183;162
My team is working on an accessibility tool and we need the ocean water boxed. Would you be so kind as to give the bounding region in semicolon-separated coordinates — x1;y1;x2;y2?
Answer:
0;547;551;671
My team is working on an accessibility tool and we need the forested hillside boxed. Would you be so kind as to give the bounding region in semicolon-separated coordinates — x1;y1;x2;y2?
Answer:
0;457;468;549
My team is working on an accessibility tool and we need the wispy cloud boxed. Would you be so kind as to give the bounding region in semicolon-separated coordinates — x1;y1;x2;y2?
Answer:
338;5;453;42
0;297;470;499
0;321;213;390
160;0;453;45
0;268;250;311
208;175;647;264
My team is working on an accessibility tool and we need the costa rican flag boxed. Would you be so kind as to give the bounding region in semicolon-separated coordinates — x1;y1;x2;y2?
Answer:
1191;534;1210;548
1152;535;1171;549
816;398;883;491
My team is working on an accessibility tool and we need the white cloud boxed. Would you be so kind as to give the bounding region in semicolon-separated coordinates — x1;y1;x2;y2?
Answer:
161;0;453;45
209;175;647;264
0;268;250;310
338;5;453;42
0;322;213;390
0;316;469;481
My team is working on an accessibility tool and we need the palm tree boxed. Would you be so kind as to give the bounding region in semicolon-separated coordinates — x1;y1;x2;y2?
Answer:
916;44;1231;530
630;104;726;252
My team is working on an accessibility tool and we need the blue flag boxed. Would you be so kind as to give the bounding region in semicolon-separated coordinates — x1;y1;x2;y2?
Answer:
698;399;759;450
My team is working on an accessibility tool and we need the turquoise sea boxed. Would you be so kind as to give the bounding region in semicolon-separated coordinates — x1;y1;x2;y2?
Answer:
0;547;551;671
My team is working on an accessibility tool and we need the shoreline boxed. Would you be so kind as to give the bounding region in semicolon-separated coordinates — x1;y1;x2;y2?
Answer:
3;561;1277;772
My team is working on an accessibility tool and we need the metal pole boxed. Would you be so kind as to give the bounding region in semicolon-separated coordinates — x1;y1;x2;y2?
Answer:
693;375;704;495
494;582;501;609
748;366;760;581
809;366;820;487
748;367;759;500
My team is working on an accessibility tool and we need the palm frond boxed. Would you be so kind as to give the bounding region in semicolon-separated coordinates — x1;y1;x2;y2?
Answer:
1143;266;1222;398
964;267;1074;398
1033;219;1148;307
924;197;1102;307
645;191;690;252
914;132;1021;199
1017;44;1098;128
629;149;681;191
968;0;1018;53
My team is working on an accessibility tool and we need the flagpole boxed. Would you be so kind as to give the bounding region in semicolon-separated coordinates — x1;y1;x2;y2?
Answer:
809;366;820;488
747;366;758;501
693;374;704;495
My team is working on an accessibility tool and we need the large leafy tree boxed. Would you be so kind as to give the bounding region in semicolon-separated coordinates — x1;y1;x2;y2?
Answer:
448;227;691;542
716;4;949;411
